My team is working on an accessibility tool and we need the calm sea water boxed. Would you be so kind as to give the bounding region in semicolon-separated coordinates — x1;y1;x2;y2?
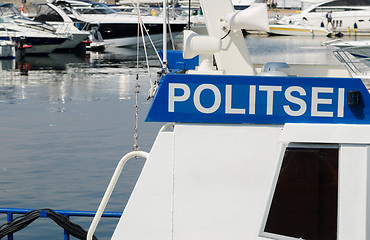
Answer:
0;34;365;239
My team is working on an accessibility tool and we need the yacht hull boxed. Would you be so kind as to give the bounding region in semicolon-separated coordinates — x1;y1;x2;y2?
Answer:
0;36;67;55
56;33;88;49
86;22;186;47
268;24;330;36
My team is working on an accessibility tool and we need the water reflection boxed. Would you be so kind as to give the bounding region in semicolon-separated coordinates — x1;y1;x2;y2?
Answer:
0;59;16;71
0;47;160;105
2;35;370;105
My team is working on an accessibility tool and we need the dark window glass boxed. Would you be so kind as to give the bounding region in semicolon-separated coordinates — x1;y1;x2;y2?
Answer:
34;5;63;22
320;0;370;6
264;147;338;240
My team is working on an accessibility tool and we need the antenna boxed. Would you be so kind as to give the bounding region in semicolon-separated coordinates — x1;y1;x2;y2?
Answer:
188;0;191;30
162;0;168;70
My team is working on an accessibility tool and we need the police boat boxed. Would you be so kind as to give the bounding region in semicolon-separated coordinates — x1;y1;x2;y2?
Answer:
87;0;370;239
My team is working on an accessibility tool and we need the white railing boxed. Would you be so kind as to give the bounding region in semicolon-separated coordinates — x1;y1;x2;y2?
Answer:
86;150;149;240
333;48;370;79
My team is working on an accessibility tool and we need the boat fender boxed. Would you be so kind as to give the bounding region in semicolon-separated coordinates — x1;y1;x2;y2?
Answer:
335;32;343;38
354;22;358;29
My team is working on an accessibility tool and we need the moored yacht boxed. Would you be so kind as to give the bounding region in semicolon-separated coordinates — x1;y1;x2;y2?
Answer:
53;0;188;47
287;0;370;34
0;3;67;55
268;20;331;36
30;2;90;51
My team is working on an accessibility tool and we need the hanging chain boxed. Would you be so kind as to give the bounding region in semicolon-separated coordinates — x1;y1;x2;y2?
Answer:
133;73;140;151
133;0;141;152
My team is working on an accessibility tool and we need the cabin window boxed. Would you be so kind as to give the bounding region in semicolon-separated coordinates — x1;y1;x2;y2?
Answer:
262;146;338;240
34;5;64;22
320;0;370;7
309;7;361;13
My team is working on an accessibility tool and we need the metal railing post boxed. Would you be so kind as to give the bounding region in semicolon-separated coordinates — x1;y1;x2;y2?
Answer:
64;215;70;240
6;212;13;240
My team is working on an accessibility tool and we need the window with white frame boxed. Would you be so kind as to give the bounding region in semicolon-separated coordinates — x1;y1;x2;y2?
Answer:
262;146;339;240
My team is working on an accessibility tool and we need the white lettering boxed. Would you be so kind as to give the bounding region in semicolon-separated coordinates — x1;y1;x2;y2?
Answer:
169;83;342;120
226;85;245;114
168;83;190;112
259;85;282;115
338;88;345;118
194;84;221;114
284;86;307;116
311;87;333;117
249;85;256;115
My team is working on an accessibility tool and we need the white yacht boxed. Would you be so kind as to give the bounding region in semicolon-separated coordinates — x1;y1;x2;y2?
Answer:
0;4;67;55
86;1;370;240
287;0;370;34
268;20;331;36
31;2;90;51
53;0;188;47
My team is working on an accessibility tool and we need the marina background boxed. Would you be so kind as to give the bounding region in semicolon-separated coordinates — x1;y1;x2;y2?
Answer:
0;31;368;239
0;0;309;10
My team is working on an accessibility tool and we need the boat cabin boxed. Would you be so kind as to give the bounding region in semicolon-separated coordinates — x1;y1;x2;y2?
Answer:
88;0;370;240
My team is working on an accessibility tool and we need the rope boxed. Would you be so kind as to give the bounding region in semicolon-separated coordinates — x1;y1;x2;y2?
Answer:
167;10;175;50
138;14;153;90
137;16;162;99
139;21;164;67
221;30;231;40
0;209;97;240
132;0;165;140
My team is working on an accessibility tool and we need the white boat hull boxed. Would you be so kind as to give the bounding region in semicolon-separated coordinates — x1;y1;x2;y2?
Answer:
289;2;370;35
31;3;90;50
53;24;89;50
0;23;67;55
56;33;88;49
53;1;187;47
269;24;330;36
86;1;370;240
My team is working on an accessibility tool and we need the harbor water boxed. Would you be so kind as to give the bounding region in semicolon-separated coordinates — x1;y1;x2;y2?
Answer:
0;34;365;239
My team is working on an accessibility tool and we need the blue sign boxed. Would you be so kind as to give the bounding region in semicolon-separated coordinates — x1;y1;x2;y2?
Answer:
145;73;370;124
